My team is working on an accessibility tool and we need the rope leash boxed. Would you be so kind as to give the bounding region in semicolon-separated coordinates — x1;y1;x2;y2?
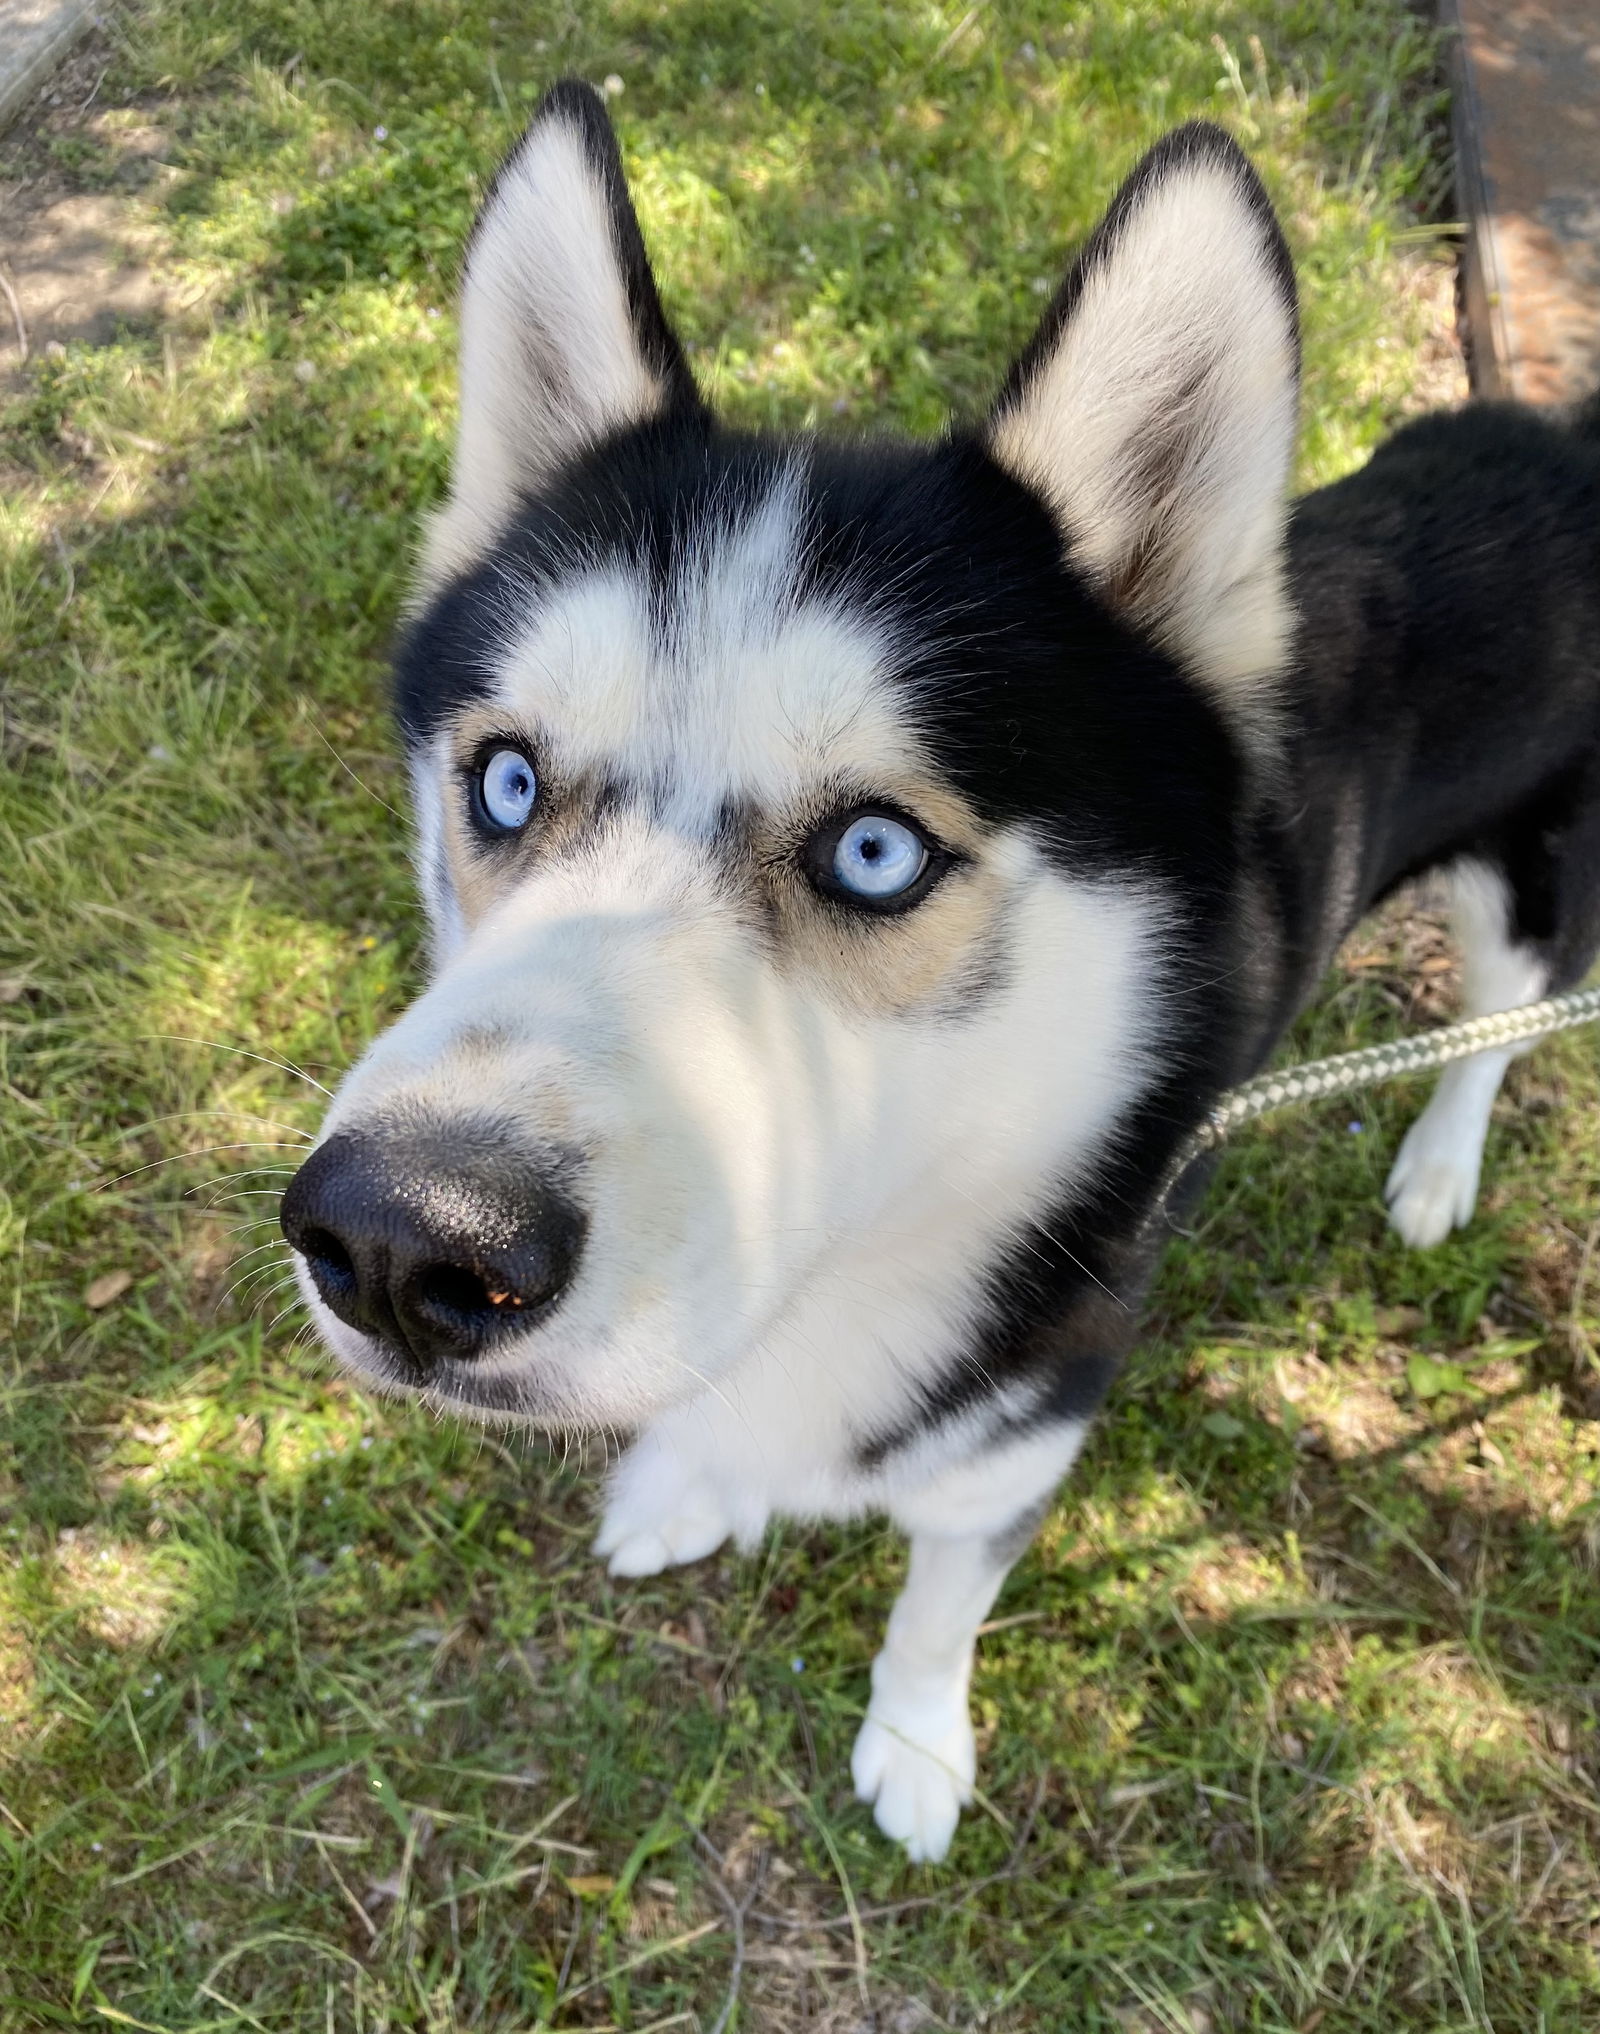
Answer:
1192;982;1600;1154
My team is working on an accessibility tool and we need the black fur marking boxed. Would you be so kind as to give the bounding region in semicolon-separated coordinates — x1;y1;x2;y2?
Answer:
1281;398;1600;1012
858;398;1600;1468
398;417;1245;901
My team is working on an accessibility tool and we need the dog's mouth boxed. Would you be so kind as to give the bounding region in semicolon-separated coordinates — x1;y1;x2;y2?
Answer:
302;1292;581;1423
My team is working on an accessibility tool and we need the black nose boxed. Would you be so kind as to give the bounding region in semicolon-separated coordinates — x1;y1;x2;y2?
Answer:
280;1120;585;1374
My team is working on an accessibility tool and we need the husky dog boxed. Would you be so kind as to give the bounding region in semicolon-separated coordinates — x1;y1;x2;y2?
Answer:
282;82;1600;1860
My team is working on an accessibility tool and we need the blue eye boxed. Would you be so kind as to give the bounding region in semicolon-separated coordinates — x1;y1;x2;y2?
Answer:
829;812;929;902
476;746;537;832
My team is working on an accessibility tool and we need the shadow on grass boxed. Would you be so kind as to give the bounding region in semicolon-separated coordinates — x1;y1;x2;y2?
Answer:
4;1318;1598;2027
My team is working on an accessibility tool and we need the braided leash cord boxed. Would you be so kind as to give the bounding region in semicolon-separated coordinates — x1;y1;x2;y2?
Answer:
1192;982;1600;1154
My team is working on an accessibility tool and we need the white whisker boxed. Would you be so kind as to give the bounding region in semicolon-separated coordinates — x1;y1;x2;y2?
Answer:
141;1035;334;1098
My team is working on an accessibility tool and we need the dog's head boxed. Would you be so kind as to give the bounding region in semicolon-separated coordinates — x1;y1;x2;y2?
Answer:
282;85;1298;1432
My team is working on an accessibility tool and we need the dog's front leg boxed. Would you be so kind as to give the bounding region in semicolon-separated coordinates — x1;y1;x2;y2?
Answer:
594;1421;768;1577
853;1420;1087;1862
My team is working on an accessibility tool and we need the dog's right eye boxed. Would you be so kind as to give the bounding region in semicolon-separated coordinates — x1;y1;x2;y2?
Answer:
473;746;538;834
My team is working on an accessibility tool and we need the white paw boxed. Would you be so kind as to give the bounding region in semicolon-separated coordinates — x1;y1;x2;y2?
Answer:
593;1476;729;1579
1385;1117;1483;1248
851;1695;975;1864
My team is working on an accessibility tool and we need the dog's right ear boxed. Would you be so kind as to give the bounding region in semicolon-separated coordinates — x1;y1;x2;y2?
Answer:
423;80;701;584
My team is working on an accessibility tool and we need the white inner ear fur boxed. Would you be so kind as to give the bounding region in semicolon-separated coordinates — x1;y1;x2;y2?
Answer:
422;112;672;587
989;155;1298;746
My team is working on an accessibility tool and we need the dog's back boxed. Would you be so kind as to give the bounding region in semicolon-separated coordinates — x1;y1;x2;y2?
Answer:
1267;398;1600;1242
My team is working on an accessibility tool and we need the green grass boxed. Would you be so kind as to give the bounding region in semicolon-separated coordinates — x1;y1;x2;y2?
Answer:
2;1;1597;2028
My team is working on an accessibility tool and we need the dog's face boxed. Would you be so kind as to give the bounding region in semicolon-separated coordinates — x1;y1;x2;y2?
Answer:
282;89;1299;1433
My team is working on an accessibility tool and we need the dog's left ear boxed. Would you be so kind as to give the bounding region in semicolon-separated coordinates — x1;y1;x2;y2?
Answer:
422;79;702;584
987;124;1299;732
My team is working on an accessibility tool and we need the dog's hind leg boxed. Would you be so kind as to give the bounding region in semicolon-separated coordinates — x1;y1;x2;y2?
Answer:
853;1420;1086;1862
1385;859;1547;1248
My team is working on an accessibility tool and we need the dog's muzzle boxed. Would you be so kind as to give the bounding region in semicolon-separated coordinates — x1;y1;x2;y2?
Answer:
280;1114;586;1379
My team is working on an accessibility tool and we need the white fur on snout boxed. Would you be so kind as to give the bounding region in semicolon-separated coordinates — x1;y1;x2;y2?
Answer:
315;810;879;1428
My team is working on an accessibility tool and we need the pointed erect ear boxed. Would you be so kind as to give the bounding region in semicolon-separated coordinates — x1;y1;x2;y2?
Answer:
423;80;701;584
987;123;1299;740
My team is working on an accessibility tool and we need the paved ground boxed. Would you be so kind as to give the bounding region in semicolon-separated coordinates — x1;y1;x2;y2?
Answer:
1451;0;1600;402
0;0;91;129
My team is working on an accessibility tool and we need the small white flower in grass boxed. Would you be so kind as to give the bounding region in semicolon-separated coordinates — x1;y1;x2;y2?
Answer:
293;360;317;383
373;125;387;141
1020;41;1037;61
91;1842;102;1852
602;74;624;98
755;81;767;95
1031;276;1050;295
147;743;171;762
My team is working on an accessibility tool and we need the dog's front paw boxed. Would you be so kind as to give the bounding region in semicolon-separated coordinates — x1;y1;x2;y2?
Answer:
1385;1116;1482;1249
851;1695;975;1864
594;1443;730;1578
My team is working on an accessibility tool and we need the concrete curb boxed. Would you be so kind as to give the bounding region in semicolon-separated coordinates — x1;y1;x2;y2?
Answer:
0;0;96;136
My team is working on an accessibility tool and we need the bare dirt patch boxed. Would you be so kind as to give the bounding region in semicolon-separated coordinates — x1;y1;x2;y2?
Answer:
0;38;175;381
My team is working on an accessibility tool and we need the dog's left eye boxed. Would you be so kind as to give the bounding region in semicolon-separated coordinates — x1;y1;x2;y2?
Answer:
835;814;926;897
807;807;939;910
474;746;538;833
